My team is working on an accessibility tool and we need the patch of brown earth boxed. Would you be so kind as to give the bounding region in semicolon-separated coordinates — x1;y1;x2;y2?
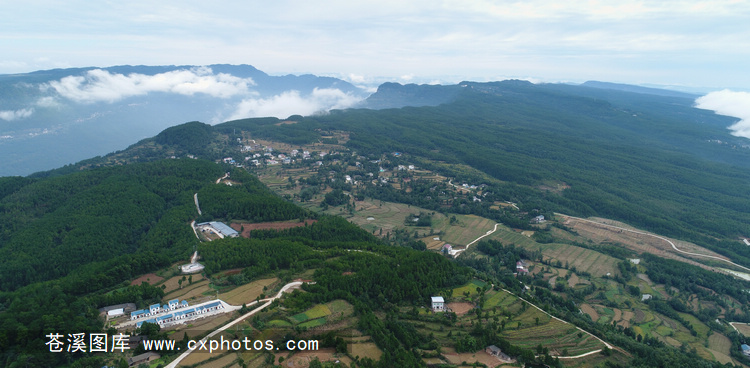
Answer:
447;302;475;315
130;273;164;286
231;220;317;238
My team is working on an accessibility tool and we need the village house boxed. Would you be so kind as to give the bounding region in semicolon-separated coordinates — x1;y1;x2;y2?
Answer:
516;261;529;274
431;296;445;312
128;352;160;367
485;345;512;361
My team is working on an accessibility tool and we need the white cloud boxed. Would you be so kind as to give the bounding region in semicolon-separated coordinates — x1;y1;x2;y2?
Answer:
228;88;362;120
0;108;34;121
695;90;750;139
44;67;255;103
36;96;62;108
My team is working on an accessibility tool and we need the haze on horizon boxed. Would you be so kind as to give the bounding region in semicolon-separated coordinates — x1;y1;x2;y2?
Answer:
2;1;750;138
1;1;748;89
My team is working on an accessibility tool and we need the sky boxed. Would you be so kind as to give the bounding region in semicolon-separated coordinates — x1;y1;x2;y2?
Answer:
2;0;749;90
2;1;750;137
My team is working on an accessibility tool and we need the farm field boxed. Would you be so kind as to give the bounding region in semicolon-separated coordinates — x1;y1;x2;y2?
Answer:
348;342;383;361
160;273;206;294
130;272;163;286
230;220;316;238
219;277;278;305
192;352;240;368
164;279;212;302
345;198;443;235
289;299;354;327
486;225;540;248
441;347;510;367
540;244;619;277
276;348;352;368
440;215;496;246
557;214;730;273
502;318;603;357
451;279;487;299
707;333;740;366
732;323;750;337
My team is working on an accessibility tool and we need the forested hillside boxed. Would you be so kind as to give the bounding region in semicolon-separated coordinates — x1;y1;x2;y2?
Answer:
223;81;750;267
0;157;479;368
4;80;750;367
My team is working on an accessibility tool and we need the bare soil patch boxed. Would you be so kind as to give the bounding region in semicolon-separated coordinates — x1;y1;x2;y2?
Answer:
130;273;164;286
732;323;750;337
634;309;647;323
162;274;205;294
621;311;635;328
580;303;599;321
231;220;316;238
448;302;475;315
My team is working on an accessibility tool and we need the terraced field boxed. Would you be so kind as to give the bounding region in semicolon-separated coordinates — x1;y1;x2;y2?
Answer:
441;215;496;246
219;277;278;305
502;318;603;356
484;290;517;309
451;279;487;299
541;244;619;277
291;304;332;323
708;333;738;365
288;299;354;326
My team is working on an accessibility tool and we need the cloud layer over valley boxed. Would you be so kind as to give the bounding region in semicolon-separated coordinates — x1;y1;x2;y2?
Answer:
228;88;362;121
43;67;255;103
695;90;750;139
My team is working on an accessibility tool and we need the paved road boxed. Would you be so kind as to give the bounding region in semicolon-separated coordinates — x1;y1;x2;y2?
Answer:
165;281;304;368
193;193;202;215
452;223;500;257
216;172;229;184
496;285;614;359
561;214;750;273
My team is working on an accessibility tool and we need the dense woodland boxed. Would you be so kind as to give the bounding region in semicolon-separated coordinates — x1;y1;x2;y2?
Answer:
223;81;750;269
3;81;750;367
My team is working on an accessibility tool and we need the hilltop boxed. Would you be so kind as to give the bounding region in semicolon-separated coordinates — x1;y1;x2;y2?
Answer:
0;64;366;176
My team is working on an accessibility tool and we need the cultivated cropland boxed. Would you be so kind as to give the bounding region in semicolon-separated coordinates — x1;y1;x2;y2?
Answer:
3;71;750;368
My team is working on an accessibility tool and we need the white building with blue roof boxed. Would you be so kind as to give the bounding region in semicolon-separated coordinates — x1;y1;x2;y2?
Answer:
130;299;191;321
196;221;239;239
129;299;227;329
742;344;750;357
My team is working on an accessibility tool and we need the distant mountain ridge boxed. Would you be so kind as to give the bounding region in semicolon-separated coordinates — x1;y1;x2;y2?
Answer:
0;64;365;176
358;79;700;110
580;80;699;98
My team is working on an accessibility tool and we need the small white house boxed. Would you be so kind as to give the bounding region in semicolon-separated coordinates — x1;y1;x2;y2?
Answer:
431;296;445;312
107;308;124;317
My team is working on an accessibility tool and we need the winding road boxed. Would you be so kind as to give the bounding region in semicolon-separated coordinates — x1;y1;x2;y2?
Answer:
560;214;750;273
454;218;615;359
452;223;501;257
165;281;305;368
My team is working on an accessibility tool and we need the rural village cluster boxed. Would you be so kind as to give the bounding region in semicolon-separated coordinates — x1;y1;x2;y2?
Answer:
57;137;544;366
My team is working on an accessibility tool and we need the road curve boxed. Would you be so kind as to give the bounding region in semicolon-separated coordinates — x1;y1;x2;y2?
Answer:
452;223;501;257
560;214;750;273
165;281;304;368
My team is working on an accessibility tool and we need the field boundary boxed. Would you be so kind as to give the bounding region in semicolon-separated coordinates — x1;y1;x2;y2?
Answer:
559;214;750;272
